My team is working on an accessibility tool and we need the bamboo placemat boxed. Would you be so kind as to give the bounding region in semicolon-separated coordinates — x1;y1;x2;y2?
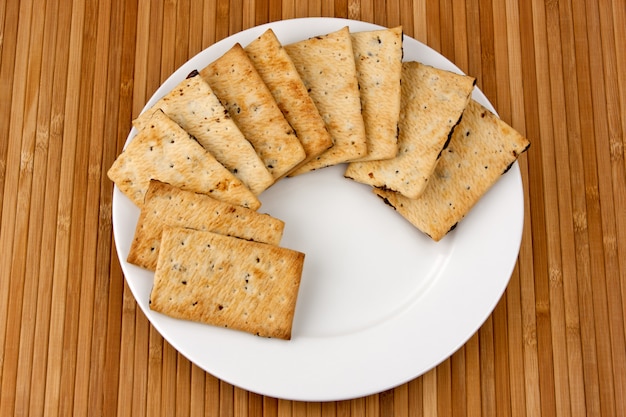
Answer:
1;0;625;415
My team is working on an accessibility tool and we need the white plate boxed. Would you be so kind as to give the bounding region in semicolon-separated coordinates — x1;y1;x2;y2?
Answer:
112;17;524;401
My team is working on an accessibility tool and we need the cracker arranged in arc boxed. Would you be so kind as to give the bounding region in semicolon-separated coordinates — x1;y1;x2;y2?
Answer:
285;27;368;175
107;109;260;210
108;24;535;341
345;62;476;199
349;26;403;162
150;226;305;340
127;180;285;271
374;99;531;241
244;29;333;174
200;43;306;179
132;74;274;195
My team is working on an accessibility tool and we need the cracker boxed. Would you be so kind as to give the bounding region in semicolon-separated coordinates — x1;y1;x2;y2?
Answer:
350;26;403;161
244;29;333;174
345;61;476;198
107;109;260;210
150;226;305;340
133;73;274;195
285;27;368;175
127;180;285;271
200;43;306;179
374;99;531;241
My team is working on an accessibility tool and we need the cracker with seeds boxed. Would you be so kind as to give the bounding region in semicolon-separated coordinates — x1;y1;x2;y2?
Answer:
200;43;306;179
285;27;368;175
244;29;333;174
345;62;476;199
107;109;260;210
374;99;530;241
133;73;274;195
150;226;305;340
127;180;285;271
350;26;403;162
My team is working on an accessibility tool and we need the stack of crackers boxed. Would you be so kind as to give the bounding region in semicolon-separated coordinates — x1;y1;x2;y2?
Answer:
108;24;529;340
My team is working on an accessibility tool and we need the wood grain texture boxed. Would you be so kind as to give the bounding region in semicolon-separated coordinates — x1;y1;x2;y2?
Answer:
1;0;625;415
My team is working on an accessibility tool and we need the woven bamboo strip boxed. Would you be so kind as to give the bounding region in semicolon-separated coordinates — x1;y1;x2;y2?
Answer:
358;0;373;23
72;1;114;415
306;0;322;17
203;0;218;49
479;318;496;417
607;0;626;345
117;283;137;417
234;386;249;417
174;0;191;69
27;2;66;414
190;364;206;416
545;1;587;416
0;3;33;414
176;353;192;416
450;0;467;73
6;1;42;416
436;359;452;417
11;1;52;415
494;301;512;417
489;3;517;412
438;0;454;62
41;1;85;415
594;1;626;414
254;0;269;25
425;0;441;54
531;0;573;416
570;0;616;415
205;372;221;416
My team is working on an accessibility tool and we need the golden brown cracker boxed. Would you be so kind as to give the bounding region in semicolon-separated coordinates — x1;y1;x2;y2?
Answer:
374;99;530;241
150;226;305;340
107;109;260;210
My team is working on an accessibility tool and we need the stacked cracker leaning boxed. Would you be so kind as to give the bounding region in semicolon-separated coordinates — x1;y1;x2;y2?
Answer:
132;73;274;195
108;38;315;340
107;109;261;210
128;180;286;271
344;57;529;240
349;26;404;162
108;23;530;340
285;27;368;174
345;62;476;199
244;29;333;175
200;43;306;180
374;99;530;241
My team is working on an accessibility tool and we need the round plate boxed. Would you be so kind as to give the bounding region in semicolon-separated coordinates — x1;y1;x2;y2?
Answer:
112;17;524;402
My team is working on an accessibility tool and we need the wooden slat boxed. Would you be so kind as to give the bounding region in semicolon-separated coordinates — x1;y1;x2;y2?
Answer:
544;1;587;417
72;0;113;415
569;1;615;416
591;1;626;414
0;0;32;412
0;0;625;415
2;0;38;414
106;0;138;414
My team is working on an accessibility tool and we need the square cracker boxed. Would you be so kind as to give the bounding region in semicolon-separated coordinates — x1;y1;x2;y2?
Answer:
150;226;305;340
200;43;306;179
374;99;531;241
107;109;260;210
133;73;274;195
345;62;476;199
350;26;403;162
285;27;368;175
127;180;285;271
244;29;333;174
